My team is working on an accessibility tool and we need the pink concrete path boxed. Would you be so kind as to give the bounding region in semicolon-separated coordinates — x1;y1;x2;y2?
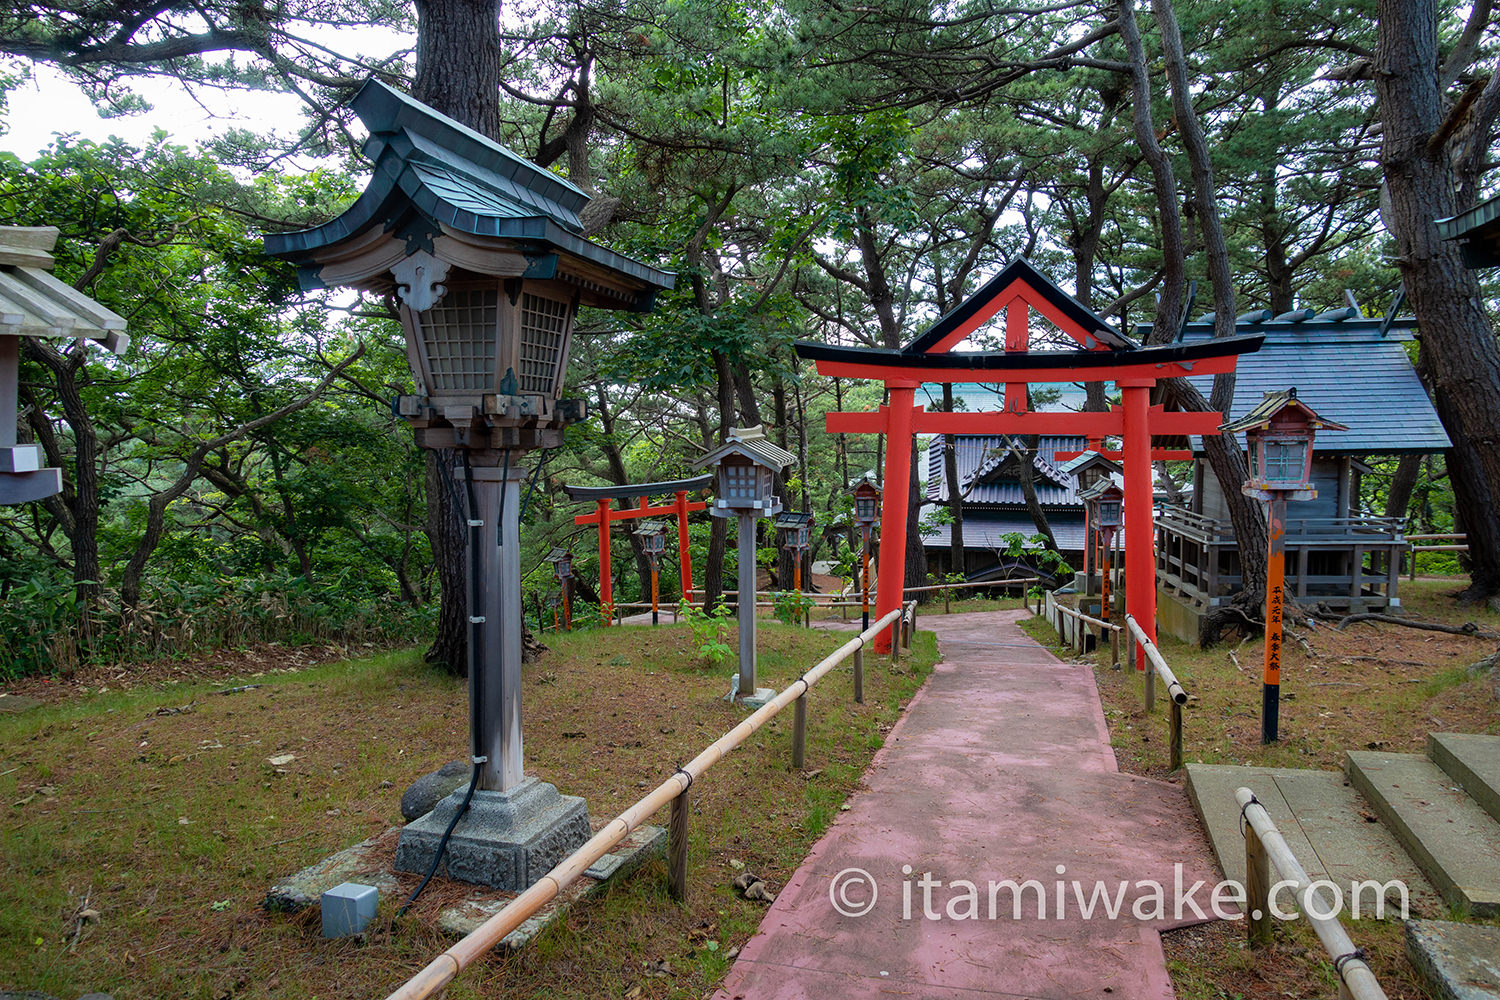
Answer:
712;609;1219;1000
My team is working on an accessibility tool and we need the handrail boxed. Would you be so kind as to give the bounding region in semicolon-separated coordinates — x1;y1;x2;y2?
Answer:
1054;603;1122;633
1123;615;1187;705
1123;615;1189;772
1235;787;1388;1000
385;607;905;1000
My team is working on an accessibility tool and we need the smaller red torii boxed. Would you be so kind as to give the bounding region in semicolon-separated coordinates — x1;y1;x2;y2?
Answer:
564;475;711;625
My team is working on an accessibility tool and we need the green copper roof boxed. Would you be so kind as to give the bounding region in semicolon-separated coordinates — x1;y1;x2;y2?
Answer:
263;79;673;300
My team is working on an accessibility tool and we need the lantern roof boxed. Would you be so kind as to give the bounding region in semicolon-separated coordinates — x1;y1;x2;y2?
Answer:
633;520;668;535
1057;450;1122;479
0;228;129;351
773;511;814;529
692;425;796;472
263;79;674;311
853;478;882;497
544;547;573;563
1219;388;1348;435
1077;479;1124;503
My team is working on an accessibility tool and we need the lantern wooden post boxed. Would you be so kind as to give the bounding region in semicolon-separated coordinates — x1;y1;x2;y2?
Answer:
693;427;794;705
1220;388;1347;745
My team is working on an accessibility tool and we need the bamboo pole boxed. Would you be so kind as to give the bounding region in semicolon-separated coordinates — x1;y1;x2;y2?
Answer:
1124;615;1189;705
1235;787;1388;1000
384;608;903;1000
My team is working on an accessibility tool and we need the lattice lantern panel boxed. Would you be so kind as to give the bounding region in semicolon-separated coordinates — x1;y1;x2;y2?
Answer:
416;287;500;394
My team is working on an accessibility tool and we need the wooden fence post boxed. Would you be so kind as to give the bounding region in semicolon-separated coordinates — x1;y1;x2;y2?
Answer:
792;693;807;770
1170;700;1183;772
669;786;690;902
1245;820;1272;947
1110;627;1120;668
854;645;864;704
1144;653;1157;713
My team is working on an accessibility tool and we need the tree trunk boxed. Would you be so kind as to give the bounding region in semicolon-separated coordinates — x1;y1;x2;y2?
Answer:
1375;0;1500;601
410;0;503;671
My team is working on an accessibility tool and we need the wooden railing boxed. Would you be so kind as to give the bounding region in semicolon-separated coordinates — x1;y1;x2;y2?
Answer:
385;605;911;1000
1406;533;1468;580
1236;787;1388;1000
1124;615;1189;772
1052;602;1123;667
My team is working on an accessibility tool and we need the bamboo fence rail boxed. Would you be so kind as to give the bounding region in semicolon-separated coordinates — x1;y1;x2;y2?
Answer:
384;603;912;1000
1123;615;1189;771
1235;786;1388;1000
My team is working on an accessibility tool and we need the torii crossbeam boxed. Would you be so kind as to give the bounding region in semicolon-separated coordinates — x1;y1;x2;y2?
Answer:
795;257;1263;656
564;475;711;624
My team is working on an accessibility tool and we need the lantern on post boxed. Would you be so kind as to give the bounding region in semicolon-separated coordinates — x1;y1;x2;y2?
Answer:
545;590;563;632
633;520;668;625
774;511;815;619
1079;479;1125;621
264;80;673;890
1221;388;1346;744
545;548;574;631
850;479;882;632
693;426;794;705
1061;450;1122;596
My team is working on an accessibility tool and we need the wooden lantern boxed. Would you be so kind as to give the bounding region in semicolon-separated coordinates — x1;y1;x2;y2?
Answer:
852;479;882;528
633;521;668;564
545;547;573;580
774;511;814;552
1220;388;1347;501
1079;480;1125;531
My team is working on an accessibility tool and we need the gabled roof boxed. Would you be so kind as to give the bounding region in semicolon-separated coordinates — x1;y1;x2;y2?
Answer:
969;445;1070;491
904;257;1133;353
1179;322;1448;454
1058;450;1121;478
692;425;796;472
1219;388;1348;435
264;79;673;306
1437;192;1500;268
927;435;1090;508
0;228;128;352
773;511;814;529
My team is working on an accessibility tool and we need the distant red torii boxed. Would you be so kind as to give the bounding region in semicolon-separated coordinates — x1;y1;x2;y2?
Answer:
794;257;1263;656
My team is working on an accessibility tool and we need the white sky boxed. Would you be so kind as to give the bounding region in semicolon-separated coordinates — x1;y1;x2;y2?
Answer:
1;63;313;160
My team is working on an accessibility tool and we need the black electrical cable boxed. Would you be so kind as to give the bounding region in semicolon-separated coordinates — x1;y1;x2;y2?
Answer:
398;449;486;917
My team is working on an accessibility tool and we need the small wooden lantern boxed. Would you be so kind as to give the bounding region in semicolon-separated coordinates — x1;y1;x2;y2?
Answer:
633;520;668;564
1220;388;1347;501
545;591;562;610
1080;480;1124;531
545;547;573;580
852;480;882;528
1060;450;1122;495
774;511;814;552
693;425;794;517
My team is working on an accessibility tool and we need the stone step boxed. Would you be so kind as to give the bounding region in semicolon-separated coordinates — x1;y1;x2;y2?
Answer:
1406;919;1500;1000
1429;733;1500;827
1346;751;1500;917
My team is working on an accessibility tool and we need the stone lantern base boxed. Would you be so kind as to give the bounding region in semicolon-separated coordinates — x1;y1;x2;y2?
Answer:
393;777;591;891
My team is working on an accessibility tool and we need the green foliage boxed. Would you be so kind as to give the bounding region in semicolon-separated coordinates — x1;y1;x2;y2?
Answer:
770;589;814;625
677;600;735;666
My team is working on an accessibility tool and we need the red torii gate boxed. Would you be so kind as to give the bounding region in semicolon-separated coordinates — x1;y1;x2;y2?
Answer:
563;475;712;625
795;258;1263;654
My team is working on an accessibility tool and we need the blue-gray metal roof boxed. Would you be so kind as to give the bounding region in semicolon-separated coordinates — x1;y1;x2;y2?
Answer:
263;79;673;300
919;508;1088;551
926;435;1089;507
1182;326;1452;455
1180;327;1449;454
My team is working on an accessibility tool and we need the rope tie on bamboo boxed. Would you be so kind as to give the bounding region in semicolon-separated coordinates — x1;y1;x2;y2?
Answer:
1239;793;1260;838
1333;949;1368;981
673;767;694;791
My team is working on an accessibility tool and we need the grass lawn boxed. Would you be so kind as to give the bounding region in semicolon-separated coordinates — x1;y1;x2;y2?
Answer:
1028;578;1500;1000
0;622;937;1000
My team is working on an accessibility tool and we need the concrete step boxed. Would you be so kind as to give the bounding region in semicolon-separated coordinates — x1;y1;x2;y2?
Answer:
1406;919;1500;1000
1346;751;1500;917
1186;763;1439;914
1429;733;1500;827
